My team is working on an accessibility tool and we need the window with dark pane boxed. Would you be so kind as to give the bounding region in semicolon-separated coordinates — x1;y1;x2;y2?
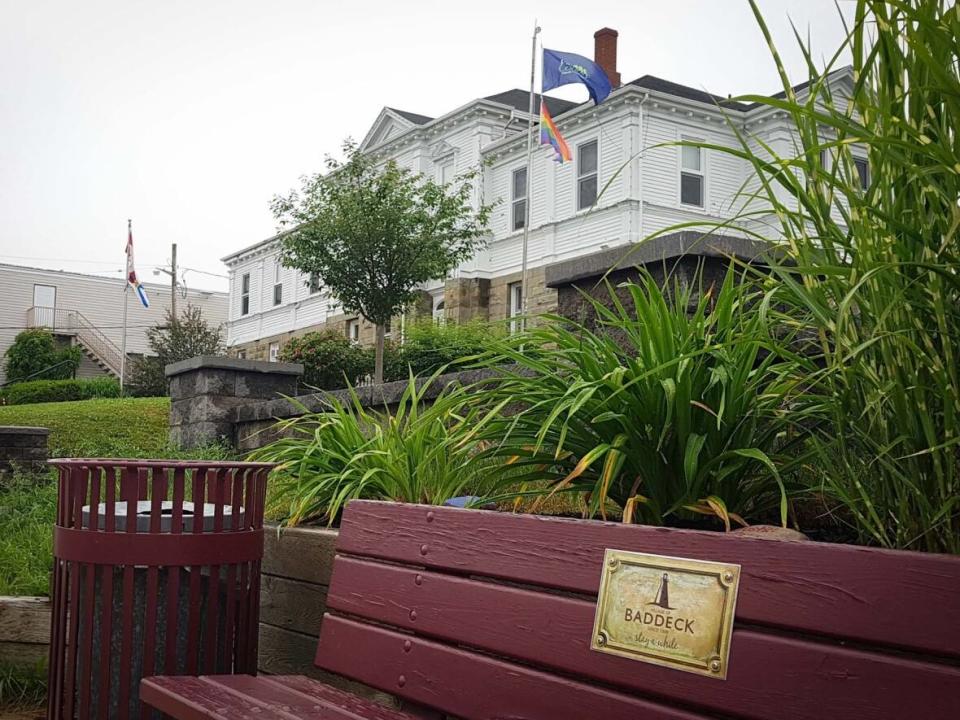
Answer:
512;167;527;231
680;142;704;207
854;157;869;190
241;273;250;316
577;140;598;210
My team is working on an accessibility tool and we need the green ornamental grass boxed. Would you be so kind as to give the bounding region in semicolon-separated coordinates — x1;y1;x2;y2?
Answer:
663;0;960;551
468;269;806;529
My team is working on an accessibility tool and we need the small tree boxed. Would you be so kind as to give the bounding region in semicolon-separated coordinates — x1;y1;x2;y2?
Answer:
273;139;492;383
127;304;225;396
3;329;81;384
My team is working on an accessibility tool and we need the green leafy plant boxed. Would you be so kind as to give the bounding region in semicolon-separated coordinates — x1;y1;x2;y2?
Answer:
127;304;225;397
280;329;373;390
0;377;120;405
667;0;960;552
249;373;510;526
469;269;804;528
385;319;498;380
3;329;81;383
274;138;493;383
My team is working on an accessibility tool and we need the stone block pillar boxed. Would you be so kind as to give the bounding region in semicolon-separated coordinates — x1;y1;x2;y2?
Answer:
443;277;490;324
166;356;303;450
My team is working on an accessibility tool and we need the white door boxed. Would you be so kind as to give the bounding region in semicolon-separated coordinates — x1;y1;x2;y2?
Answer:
33;284;57;327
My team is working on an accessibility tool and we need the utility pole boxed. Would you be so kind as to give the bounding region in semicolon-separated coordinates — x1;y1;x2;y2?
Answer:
154;243;179;324
170;243;178;322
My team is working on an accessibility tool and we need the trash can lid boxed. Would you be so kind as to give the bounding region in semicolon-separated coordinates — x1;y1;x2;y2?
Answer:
81;500;245;532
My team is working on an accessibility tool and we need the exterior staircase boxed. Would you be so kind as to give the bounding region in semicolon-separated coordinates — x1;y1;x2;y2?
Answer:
26;306;125;379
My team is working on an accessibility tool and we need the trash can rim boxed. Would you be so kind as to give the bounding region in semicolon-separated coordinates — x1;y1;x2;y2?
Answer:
47;458;277;469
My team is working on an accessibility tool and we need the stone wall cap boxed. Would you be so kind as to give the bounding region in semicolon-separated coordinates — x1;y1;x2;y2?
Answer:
0;425;50;435
165;355;304;378
544;231;780;288
233;367;510;423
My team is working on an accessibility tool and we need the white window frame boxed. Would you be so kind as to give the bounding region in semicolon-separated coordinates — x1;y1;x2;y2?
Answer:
347;319;360;344
508;281;523;334
307;272;321;295
679;137;705;208
437;155;454;185
240;273;250;316
854;156;869;190
273;261;283;306
236;349;247;360
577;139;599;211
511;167;527;232
268;341;280;363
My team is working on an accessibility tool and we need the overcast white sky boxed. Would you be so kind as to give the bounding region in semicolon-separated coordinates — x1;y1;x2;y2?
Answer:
0;0;853;292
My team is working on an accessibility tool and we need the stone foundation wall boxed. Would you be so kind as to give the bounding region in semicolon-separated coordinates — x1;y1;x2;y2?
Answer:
0;426;49;473
488;267;557;327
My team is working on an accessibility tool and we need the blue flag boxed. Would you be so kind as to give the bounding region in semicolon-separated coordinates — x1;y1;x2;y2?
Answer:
542;48;612;105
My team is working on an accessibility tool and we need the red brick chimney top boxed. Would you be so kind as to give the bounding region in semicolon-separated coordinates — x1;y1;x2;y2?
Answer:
593;27;621;89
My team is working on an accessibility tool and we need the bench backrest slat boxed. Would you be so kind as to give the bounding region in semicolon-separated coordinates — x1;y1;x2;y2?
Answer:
319;614;713;720
334;500;960;659
324;554;960;720
315;501;960;720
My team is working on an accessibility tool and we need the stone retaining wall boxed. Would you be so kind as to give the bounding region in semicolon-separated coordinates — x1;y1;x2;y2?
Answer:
0;426;49;474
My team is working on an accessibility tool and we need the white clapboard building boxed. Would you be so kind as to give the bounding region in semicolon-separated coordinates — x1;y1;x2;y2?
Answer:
0;263;228;385
222;28;855;361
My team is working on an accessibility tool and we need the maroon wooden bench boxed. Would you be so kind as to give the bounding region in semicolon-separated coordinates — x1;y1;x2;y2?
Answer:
142;499;960;719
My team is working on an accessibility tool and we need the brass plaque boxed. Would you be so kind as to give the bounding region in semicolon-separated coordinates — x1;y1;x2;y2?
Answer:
590;549;740;679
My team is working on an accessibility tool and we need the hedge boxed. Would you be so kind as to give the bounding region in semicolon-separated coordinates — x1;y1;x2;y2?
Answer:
0;377;121;405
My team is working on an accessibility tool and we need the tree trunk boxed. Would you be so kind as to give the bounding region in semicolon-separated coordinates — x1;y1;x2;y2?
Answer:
374;323;385;385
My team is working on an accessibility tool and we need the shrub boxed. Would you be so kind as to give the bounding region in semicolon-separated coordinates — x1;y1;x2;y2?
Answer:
468;270;805;529
3;329;81;383
249;373;511;525
0;377;121;405
386;319;498;380
127;305;225;397
280;329;373;390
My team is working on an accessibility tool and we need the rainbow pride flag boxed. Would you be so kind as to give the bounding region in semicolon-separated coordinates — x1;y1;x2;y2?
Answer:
539;99;571;163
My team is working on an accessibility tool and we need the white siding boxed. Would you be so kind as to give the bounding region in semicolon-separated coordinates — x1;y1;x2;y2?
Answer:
0;264;228;384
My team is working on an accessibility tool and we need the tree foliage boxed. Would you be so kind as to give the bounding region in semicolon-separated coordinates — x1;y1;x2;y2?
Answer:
127;304;225;396
3;329;81;384
272;139;492;381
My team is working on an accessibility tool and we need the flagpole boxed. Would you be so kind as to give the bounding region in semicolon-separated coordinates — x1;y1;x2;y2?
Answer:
120;219;130;395
520;20;540;327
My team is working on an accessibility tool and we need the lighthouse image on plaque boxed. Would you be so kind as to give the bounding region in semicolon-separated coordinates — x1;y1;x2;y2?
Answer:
649;572;673;610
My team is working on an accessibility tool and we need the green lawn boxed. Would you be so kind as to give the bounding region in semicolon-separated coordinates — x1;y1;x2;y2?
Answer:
0;396;170;457
0;396;230;597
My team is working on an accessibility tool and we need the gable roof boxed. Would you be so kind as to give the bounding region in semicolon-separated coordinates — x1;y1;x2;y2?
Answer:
387;107;433;125
484;89;579;116
627;67;853;113
627;75;750;111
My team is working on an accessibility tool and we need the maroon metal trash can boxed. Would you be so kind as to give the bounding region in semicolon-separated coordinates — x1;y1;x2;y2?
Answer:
47;459;274;720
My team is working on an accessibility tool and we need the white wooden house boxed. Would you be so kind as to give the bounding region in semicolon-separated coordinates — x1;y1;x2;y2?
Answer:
222;28;856;360
0;263;228;385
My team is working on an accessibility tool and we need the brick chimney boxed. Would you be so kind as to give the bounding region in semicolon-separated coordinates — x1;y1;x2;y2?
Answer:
594;27;621;88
